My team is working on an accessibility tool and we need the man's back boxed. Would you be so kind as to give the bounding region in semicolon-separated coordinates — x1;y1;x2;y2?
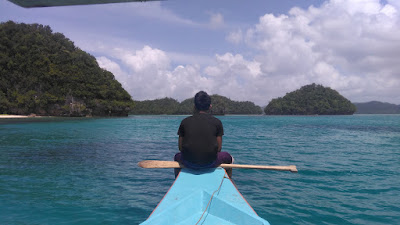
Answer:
178;113;223;164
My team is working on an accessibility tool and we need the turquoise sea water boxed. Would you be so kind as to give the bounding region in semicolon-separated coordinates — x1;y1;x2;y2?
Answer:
0;115;399;224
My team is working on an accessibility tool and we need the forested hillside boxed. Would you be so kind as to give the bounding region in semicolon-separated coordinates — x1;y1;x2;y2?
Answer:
264;84;356;115
131;95;263;115
0;21;133;116
130;98;180;115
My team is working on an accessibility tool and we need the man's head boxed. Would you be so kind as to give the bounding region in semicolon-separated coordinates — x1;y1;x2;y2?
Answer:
194;91;211;111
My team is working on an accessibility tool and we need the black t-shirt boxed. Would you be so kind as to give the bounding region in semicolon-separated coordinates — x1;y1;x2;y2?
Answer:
177;113;224;165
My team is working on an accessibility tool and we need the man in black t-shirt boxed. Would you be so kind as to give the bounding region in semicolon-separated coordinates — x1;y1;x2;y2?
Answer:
174;91;233;177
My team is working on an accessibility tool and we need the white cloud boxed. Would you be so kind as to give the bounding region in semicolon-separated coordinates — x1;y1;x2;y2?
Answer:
97;56;122;74
205;53;261;79
209;13;225;29
238;0;400;104
96;46;213;101
100;2;198;26
119;46;170;72
226;29;243;44
97;0;400;105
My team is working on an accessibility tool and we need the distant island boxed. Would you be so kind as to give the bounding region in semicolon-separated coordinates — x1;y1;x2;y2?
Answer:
0;21;133;117
354;101;400;114
264;84;356;115
131;95;263;115
131;86;400;116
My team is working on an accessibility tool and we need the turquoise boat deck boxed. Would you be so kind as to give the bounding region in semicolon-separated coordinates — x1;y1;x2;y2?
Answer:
141;168;270;225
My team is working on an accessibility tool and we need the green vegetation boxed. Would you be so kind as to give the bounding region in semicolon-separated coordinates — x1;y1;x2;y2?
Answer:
0;21;133;116
264;84;356;115
130;98;180;115
131;95;263;115
354;101;400;114
209;95;263;115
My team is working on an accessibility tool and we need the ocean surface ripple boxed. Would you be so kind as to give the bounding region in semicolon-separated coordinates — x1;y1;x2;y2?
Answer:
1;115;399;224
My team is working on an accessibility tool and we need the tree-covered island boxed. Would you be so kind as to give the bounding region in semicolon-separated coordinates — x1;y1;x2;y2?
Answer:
0;21;133;117
264;84;356;115
131;95;263;115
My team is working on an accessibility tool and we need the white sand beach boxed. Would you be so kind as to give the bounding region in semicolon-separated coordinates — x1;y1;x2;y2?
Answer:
0;115;35;118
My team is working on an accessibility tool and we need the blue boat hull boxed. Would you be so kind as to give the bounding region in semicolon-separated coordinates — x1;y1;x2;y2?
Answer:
140;168;270;225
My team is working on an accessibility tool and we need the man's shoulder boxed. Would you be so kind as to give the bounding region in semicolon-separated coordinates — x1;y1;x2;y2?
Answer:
183;113;221;123
180;115;195;124
207;114;221;121
183;115;195;120
204;114;223;126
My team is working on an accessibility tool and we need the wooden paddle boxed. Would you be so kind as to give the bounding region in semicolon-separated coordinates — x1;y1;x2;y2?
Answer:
138;160;298;173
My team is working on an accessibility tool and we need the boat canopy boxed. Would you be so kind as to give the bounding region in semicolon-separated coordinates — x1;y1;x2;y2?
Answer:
8;0;158;8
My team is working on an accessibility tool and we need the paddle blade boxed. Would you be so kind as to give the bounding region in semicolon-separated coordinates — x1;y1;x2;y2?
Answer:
138;160;183;169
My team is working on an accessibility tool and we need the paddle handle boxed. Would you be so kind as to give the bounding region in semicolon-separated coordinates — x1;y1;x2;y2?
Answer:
138;160;298;173
220;163;298;173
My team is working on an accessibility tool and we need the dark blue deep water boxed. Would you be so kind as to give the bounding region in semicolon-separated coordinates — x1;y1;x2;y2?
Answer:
1;115;399;224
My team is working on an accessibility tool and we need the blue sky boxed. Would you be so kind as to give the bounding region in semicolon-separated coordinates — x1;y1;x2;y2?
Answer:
1;0;399;105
